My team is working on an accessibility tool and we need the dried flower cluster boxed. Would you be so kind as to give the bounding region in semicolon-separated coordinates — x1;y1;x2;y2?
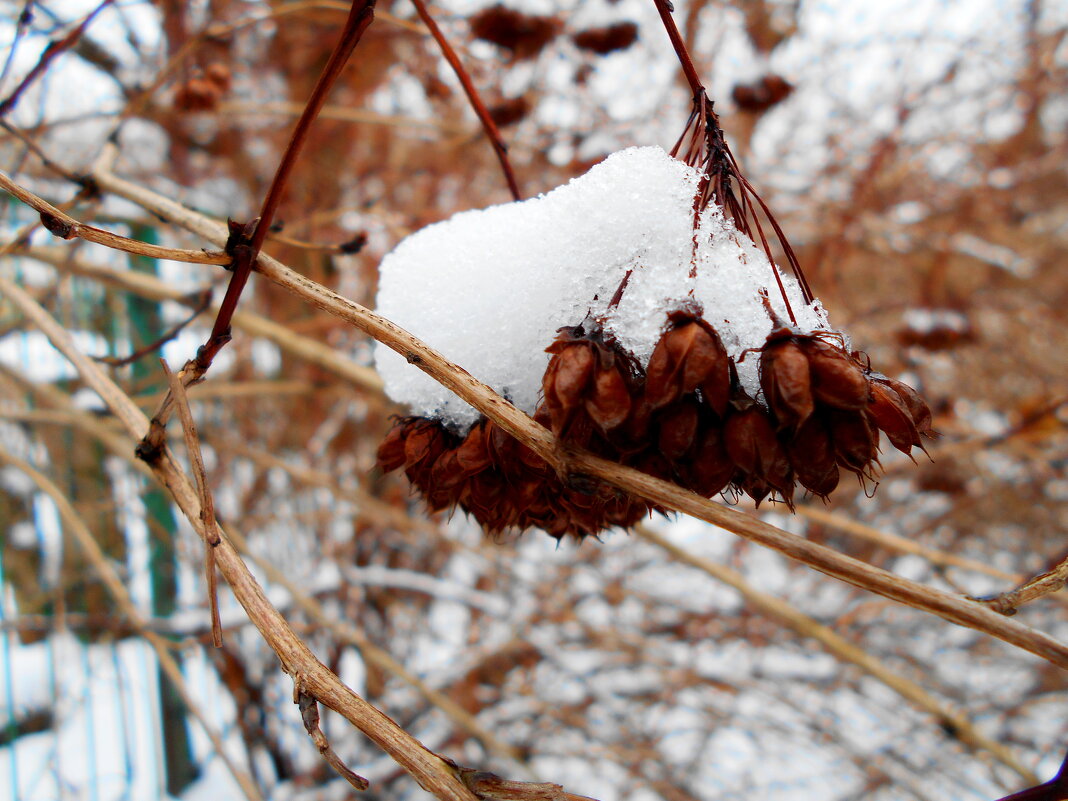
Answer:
378;305;933;540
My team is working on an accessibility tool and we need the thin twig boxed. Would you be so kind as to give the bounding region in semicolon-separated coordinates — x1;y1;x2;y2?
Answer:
0;0;115;116
94;289;212;367
20;244;383;392
297;689;370;791
409;0;521;200
163;359;223;647
976;556;1068;616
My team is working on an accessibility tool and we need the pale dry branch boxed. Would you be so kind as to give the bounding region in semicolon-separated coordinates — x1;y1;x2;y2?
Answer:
77;162;1068;671
19;244;383;392
0;171;229;264
633;524;1038;783
977;558;1068;616
219;522;529;767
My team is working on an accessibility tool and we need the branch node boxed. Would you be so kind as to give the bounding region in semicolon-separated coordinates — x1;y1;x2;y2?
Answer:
40;211;75;239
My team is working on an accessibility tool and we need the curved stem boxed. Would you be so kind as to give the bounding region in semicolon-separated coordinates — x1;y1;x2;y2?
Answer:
410;0;521;201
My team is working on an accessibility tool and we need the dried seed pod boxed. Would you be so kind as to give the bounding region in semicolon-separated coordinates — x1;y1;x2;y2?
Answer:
585;357;632;431
403;419;449;486
455;421;494;476
610;394;654;453
645;314;730;416
682;424;735;498
874;376;935;438
430;447;466;491
657;398;701;462
543;337;595;434
803;338;871;410
867;381;922;454
377;419;410;473
785;415;840;498
826;409;878;475
760;336;814;431
724;399;794;504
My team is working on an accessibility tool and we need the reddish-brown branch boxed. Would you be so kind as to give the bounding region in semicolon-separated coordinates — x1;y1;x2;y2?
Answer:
409;0;521;201
0;0;115;116
651;0;705;99
200;0;378;371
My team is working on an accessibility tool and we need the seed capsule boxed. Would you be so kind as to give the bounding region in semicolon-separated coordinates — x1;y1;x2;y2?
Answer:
585;357;632;431
874;376;935;438
682;424;735;498
867;381;922;454
827;409;878;475
725;399;794;505
760;337;814;431
377;419;410;473
543;340;595;434
657;398;701;462
803;338;872;410
645;315;730;416
786;415;840;498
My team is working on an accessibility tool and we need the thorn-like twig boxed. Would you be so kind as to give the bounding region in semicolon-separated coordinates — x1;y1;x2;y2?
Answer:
94;289;213;367
163;359;223;647
297;688;370;791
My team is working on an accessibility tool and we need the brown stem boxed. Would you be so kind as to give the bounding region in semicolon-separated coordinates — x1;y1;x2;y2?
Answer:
0;171;228;264
651;0;705;99
204;0;378;365
409;0;521;201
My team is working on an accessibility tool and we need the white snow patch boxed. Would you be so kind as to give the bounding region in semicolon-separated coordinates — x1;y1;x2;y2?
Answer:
375;147;828;429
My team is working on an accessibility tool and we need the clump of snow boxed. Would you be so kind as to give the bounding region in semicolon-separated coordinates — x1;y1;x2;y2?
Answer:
374;146;829;430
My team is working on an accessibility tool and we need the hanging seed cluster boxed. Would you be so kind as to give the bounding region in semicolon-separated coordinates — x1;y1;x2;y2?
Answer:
377;307;934;540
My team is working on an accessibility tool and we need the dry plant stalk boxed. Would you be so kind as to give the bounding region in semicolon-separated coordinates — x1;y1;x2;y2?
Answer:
65;161;1068;671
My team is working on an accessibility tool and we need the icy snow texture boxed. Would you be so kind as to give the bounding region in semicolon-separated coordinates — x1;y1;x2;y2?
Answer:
374;147;829;430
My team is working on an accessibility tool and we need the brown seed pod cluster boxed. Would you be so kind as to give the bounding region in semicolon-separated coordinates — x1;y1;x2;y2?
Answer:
173;63;232;112
377;309;934;540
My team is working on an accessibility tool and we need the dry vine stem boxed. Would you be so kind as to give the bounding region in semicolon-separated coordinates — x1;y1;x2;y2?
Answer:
72;161;1068;671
